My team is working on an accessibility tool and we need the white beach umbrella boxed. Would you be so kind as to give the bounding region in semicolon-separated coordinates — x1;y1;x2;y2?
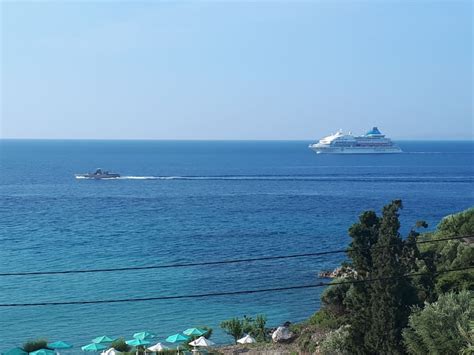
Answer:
188;336;215;354
237;334;256;344
100;349;121;355
188;337;215;347
147;343;168;352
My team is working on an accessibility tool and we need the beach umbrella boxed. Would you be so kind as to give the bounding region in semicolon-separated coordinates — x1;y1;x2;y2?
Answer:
100;349;121;355
125;339;150;355
132;332;156;340
165;334;189;355
188;337;215;347
125;339;150;347
3;348;27;355
47;342;72;350
237;334;256;344
165;334;189;343
188;337;214;355
183;328;206;337
92;337;115;344
29;350;56;355
147;343;168;352
81;344;107;352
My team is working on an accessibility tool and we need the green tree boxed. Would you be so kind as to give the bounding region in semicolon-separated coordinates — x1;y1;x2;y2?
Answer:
253;314;268;342
365;200;417;354
402;290;473;355
418;208;474;295
110;338;131;353
220;317;243;344
242;315;254;335
23;340;49;353
345;200;419;354
344;209;380;354
220;315;268;343
321;278;351;316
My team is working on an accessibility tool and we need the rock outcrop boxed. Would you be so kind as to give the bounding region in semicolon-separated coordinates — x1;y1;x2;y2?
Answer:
318;266;357;279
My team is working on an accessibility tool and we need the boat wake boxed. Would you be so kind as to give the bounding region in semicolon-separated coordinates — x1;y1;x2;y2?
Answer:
110;175;472;182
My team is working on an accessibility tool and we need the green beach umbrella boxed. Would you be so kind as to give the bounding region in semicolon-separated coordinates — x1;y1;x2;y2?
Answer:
91;337;115;344
47;342;72;350
3;348;27;355
29;350;55;355
183;328;206;337
125;339;150;347
165;334;189;343
165;334;189;355
81;344;107;352
125;339;150;355
132;332;156;340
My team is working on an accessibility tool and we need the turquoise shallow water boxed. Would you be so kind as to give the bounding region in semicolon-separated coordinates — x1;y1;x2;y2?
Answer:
0;140;473;350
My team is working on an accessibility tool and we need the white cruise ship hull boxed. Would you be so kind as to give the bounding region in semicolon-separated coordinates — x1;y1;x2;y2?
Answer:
309;145;402;154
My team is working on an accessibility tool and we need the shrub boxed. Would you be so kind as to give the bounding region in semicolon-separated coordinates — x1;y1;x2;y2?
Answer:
201;326;213;339
253;315;267;342
23;339;49;353
321;279;351;316
402;290;473;355
418;208;474;296
220;317;243;344
221;314;268;343
319;325;350;355
308;308;345;330
110;338;131;352
295;325;330;353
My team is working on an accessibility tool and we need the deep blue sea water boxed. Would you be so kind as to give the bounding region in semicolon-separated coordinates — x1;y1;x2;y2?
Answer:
0;140;473;350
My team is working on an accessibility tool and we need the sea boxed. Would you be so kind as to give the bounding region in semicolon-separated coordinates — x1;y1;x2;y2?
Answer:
0;140;473;350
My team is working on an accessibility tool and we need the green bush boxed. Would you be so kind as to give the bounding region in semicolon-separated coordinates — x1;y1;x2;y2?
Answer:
402;290;473;355
319;325;350;355
23;339;49;353
321;279;351;316
110;338;131;352
220;314;268;343
252;315;267;342
418;208;474;295
308;308;345;330
295;325;330;353
220;317;243;344
296;329;318;353
201;326;213;339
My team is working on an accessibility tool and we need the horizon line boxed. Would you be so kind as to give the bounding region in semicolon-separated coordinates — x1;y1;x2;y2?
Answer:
0;137;473;142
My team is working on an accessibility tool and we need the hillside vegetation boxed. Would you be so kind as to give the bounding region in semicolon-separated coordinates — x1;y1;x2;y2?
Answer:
296;203;473;354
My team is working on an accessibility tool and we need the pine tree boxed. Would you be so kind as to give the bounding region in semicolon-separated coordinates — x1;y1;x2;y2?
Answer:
345;210;380;354
365;200;417;354
345;200;419;354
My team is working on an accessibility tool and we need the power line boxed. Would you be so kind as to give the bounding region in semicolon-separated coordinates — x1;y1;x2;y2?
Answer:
0;235;470;277
0;266;471;308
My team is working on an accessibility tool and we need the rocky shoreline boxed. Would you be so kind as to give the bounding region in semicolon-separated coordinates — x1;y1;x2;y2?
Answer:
318;266;356;279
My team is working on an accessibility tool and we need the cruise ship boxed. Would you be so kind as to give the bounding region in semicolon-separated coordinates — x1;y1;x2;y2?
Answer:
309;127;402;154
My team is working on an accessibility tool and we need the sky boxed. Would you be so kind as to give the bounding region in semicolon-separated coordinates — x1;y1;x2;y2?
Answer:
0;0;472;140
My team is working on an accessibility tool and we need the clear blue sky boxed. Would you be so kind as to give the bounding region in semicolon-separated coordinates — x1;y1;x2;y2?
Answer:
1;1;472;140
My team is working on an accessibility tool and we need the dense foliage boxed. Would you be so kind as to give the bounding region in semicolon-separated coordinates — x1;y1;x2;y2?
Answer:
220;317;243;343
402;290;473;355
110;338;131;352
319;325;350;355
308;203;473;354
22;339;49;353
